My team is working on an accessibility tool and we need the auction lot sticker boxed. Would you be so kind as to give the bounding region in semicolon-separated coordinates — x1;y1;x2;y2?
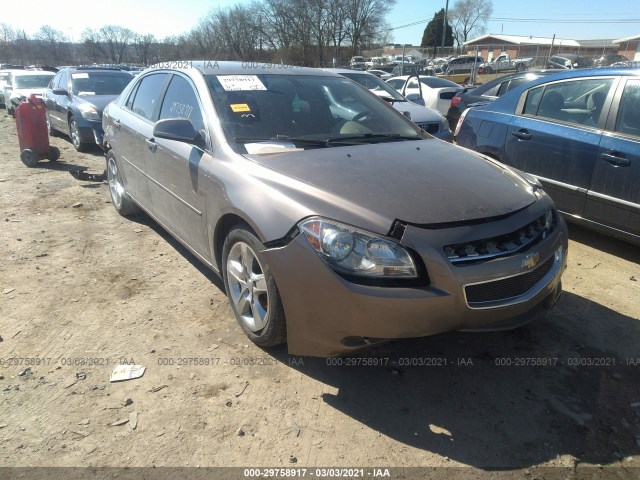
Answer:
218;75;267;91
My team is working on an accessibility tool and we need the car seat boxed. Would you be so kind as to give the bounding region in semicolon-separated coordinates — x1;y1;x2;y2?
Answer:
538;91;569;122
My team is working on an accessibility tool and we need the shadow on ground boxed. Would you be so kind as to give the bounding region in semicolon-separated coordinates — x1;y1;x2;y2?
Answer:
121;201;640;470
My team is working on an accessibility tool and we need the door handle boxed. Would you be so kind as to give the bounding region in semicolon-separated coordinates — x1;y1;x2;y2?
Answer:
600;152;630;167
145;138;157;152
511;129;532;140
113;119;121;131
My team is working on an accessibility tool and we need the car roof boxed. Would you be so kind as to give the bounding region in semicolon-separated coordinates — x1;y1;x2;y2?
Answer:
61;67;132;73
320;68;374;75
11;70;55;76
144;60;339;78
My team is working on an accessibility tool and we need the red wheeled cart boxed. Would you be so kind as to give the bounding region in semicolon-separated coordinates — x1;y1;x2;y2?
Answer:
14;94;60;168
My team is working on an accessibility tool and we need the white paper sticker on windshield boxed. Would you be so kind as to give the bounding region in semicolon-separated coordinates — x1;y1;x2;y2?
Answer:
218;75;266;92
71;73;89;79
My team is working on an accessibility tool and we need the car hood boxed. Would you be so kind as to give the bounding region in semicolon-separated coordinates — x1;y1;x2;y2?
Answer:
244;139;537;227
74;94;119;114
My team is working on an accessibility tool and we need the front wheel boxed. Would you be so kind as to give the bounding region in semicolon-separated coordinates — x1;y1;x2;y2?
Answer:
69;116;89;152
222;226;287;347
106;150;140;216
47;146;60;162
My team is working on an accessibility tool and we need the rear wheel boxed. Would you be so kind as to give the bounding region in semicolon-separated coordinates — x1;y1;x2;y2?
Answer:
106;150;140;216
222;226;287;347
69;116;89;152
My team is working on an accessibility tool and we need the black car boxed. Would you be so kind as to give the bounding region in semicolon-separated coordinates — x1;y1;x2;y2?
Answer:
446;70;555;130
546;54;592;70
593;54;630;68
444;56;483;75
43;68;133;151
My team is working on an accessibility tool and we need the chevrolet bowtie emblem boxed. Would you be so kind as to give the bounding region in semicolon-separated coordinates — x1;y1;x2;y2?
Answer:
522;252;540;270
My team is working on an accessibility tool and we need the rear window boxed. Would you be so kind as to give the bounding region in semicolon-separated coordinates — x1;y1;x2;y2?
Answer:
419;77;459;89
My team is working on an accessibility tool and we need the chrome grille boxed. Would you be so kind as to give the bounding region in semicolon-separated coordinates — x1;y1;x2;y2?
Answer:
465;255;555;305
444;213;554;265
416;122;440;134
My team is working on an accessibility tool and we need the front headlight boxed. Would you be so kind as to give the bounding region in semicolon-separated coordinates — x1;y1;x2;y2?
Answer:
78;104;100;120
440;115;451;132
299;217;418;278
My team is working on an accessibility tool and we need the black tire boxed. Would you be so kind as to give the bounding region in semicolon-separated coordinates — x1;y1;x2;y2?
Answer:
106;150;140;216
484;67;493;75
69;116;89;152
222;225;287;347
20;149;38;168
47;146;60;162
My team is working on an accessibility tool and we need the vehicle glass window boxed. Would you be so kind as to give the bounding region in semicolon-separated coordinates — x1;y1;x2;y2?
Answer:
523;86;543;115
419;77;459;89
49;72;61;90
496;81;511;96
206;74;422;153
14;75;53;88
70;72;132;96
159;75;204;132
525;78;614;126
129;73;168;121
341;73;405;101
407;79;419;88
614;79;640;138
503;77;532;94
386;79;403;90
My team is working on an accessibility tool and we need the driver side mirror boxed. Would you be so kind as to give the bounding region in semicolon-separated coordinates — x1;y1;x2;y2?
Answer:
153;118;207;150
405;94;425;106
52;88;68;95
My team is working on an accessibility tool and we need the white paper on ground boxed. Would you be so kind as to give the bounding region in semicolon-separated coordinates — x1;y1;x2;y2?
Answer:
110;364;146;382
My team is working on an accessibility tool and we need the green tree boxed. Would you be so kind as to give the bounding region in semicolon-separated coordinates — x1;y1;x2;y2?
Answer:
420;9;453;49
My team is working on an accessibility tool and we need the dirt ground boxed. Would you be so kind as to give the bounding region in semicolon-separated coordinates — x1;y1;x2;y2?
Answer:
0;108;639;478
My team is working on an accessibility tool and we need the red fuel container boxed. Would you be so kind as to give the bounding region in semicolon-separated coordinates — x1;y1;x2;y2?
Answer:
14;95;60;167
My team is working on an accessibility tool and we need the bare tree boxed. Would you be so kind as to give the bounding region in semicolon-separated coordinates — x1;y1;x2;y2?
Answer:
133;34;156;66
81;28;105;64
0;23;16;63
449;0;493;46
345;0;396;55
35;25;69;65
100;25;134;63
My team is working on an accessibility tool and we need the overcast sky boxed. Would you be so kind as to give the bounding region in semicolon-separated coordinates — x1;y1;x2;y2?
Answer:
8;0;640;44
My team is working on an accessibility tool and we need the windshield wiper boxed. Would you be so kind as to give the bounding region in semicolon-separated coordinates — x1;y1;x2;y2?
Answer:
233;136;331;147
322;133;421;144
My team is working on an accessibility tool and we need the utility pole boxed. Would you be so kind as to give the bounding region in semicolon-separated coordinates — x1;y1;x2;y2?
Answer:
441;0;449;52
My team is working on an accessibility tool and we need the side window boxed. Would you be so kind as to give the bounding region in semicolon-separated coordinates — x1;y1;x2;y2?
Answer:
482;83;500;97
129;73;168;121
59;71;69;91
503;77;530;94
523;86;543;115
524;78;614;126
614;79;640;138
159;75;204;132
49;72;61;89
387;79;403;90
407;79;419;88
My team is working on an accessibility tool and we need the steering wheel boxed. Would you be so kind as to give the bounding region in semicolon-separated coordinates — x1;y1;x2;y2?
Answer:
352;110;371;122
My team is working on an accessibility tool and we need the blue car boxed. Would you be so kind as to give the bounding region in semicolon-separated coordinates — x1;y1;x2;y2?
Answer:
43;68;133;151
456;68;640;245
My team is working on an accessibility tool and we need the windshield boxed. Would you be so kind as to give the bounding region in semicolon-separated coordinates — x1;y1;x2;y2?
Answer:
70;72;133;95
15;75;53;89
340;73;405;101
206;74;424;152
419;77;460;89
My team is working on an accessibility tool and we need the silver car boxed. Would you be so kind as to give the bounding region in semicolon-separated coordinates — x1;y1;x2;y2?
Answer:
103;61;567;357
322;68;452;142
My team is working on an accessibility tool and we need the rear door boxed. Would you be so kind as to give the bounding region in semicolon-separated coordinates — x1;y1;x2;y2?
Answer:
584;77;640;239
115;72;170;210
504;76;617;216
